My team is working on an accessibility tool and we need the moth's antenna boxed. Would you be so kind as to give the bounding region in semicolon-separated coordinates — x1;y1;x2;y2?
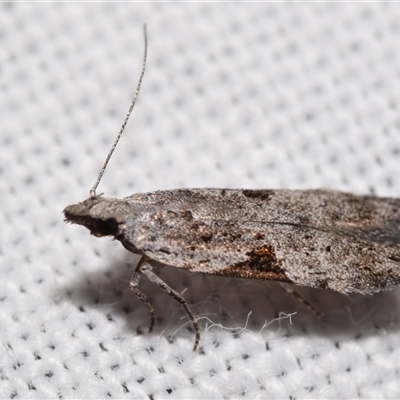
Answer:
90;25;148;198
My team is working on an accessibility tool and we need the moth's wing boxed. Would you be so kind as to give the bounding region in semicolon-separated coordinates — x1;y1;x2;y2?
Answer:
133;215;400;294
331;219;400;246
135;216;296;281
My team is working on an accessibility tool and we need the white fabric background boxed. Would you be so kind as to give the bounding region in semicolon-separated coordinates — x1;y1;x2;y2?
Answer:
1;2;400;399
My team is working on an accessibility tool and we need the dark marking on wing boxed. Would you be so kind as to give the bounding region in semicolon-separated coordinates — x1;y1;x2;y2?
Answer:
212;244;291;282
241;190;274;201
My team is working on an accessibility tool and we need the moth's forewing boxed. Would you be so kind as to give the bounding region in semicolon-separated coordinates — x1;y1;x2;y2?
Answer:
117;189;400;295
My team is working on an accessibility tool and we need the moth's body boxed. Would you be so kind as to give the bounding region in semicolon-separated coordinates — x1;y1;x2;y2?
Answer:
64;188;400;296
64;27;400;351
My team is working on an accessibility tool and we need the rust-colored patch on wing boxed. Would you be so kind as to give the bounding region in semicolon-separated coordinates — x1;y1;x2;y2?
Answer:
212;244;291;282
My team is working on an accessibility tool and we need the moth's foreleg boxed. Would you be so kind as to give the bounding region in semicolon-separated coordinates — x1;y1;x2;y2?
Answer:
129;257;155;333
139;259;201;352
280;283;324;319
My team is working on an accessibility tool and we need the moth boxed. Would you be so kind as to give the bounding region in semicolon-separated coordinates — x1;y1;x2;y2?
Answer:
64;26;400;351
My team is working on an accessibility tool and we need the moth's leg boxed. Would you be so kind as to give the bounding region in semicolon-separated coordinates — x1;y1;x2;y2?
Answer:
139;259;201;352
129;257;155;333
280;283;323;319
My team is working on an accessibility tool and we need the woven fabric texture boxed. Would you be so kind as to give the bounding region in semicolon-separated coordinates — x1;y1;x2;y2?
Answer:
1;3;400;399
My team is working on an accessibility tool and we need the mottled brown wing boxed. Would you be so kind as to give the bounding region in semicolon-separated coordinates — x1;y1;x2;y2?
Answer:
126;212;400;294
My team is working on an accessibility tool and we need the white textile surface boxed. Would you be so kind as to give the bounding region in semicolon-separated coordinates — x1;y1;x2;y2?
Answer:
1;3;400;399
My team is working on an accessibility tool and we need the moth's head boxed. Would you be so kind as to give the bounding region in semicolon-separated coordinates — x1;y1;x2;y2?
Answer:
63;195;130;237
